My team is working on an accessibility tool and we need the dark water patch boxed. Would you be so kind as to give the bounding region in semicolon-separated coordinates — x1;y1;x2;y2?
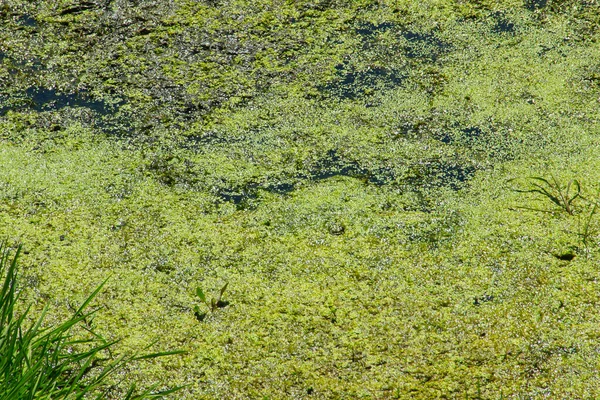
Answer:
355;21;396;36
219;190;255;204
17;14;37;27
215;181;295;209
356;21;450;61
0;87;119;116
183;132;229;148
538;44;558;57
437;124;518;162
394;118;432;140
214;150;399;208
524;0;547;11
406;160;476;191
59;2;98;16
309;149;366;180
439;126;484;144
439;132;452;144
263;182;295;195
217;185;259;210
1;53;44;73
402;31;450;60
319;63;405;100
363;167;394;186
554;252;575;261
463;126;483;138
492;15;516;34
306;149;397;186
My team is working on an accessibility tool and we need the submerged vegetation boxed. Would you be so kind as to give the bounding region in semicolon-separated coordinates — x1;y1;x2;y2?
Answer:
2;0;600;397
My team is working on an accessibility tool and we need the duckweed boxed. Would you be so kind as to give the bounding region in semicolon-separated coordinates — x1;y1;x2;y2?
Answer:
2;0;600;397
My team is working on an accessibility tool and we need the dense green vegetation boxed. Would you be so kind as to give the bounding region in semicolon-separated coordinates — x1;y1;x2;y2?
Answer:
0;245;184;399
2;0;600;397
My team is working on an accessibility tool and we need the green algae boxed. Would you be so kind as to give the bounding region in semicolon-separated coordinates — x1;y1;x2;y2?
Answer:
2;0;600;398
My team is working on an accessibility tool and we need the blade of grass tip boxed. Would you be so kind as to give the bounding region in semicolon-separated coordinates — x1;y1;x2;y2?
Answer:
137;384;188;399
219;282;229;301
61;349;101;399
0;253;10;306
130;383;189;400
5;359;50;400
0;248;18;323
514;206;558;214
528;177;554;190
7;246;21;300
529;176;551;183
61;340;120;369
61;336;105;347
74;277;110;316
36;309;99;342
123;383;137;400
132;349;187;361
522;178;553;195
569;180;582;203
0;242;11;272
129;383;160;400
139;339;160;352
84;352;129;385
565;180;579;208
24;305;49;344
28;368;45;400
79;318;109;343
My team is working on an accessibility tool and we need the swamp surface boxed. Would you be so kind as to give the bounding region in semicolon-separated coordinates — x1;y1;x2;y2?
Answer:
2;0;600;398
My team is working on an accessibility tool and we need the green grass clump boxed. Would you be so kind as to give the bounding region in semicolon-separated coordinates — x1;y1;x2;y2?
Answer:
0;243;184;400
509;176;582;216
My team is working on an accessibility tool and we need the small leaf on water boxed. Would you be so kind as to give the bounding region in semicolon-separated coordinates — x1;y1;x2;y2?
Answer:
195;287;206;303
218;282;229;301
